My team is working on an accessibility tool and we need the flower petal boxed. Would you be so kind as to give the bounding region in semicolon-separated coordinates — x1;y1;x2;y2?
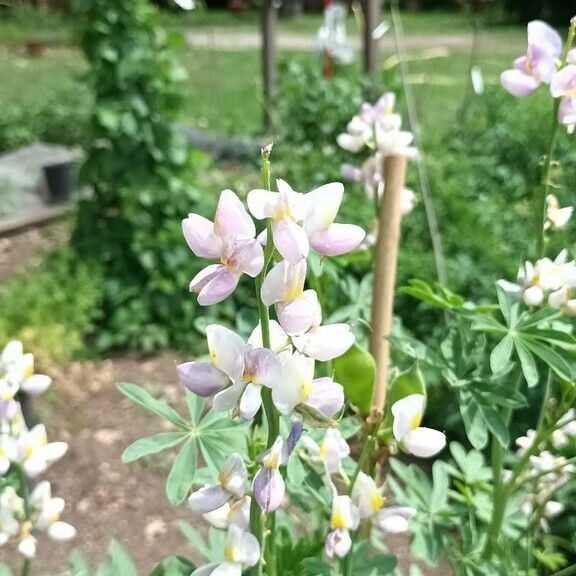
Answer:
239;383;263;420
177;362;230;397
197;270;241;306
501;69;540;97
228;239;264;277
212;382;245;412
292;324;354;361
272;219;309;263
403;427;446;458
304;182;344;234
21;375;52;396
252;467;285;512
214;189;255;239
244;348;281;388
306;378;344;417
248;320;290;354
527;20;562;57
188;485;231;513
310;223;365;257
277;290;321;336
247;189;278;220
206;325;246;381
48;521;76;541
182;214;224;259
260;260;307;307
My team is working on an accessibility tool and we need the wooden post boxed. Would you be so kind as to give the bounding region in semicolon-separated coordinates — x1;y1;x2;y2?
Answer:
362;0;380;77
369;155;407;416
262;0;277;132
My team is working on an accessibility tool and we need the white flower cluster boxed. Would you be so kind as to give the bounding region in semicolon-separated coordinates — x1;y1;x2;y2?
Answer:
513;411;576;531
498;249;576;314
337;92;418;240
0;341;75;559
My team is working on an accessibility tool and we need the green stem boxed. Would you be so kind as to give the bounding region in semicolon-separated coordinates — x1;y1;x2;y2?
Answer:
348;435;376;495
341;545;353;576
20;559;31;576
536;100;560;258
550;565;576;576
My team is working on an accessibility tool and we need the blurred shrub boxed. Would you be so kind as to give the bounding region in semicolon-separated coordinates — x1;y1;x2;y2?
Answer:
0;89;90;153
70;0;208;353
0;250;102;366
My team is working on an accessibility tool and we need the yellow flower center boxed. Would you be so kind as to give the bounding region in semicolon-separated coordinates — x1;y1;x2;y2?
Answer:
286;284;304;301
371;492;385;513
331;510;348;530
224;546;238;562
410;414;422;430
299;381;313;403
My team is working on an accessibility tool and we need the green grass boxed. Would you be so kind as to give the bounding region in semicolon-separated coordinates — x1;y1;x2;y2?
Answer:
0;6;526;138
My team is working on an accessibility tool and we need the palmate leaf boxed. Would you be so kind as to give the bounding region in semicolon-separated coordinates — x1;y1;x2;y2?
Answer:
166;438;198;505
148;556;195;576
122;432;188;464
95;541;138;576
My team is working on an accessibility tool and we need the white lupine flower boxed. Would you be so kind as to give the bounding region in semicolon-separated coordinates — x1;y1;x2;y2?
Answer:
515;429;537;455
301;428;350;475
325;494;360;559
16;424;68;478
0;487;23;547
391;395;446;458
0;433;17;475
191;525;260;576
188;454;248;514
545;194;573;230
0;341;52;399
30;481;76;542
202;496;251;531
18;530;37;559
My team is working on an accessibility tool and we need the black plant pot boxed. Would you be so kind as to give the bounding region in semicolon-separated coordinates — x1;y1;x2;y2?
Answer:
43;160;77;204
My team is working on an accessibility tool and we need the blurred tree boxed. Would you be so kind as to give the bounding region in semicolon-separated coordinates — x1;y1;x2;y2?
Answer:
70;0;204;352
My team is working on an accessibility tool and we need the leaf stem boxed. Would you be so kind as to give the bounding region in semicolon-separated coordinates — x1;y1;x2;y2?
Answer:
20;559;31;576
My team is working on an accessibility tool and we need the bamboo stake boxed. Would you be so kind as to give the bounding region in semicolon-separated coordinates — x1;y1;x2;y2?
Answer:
369;154;407;417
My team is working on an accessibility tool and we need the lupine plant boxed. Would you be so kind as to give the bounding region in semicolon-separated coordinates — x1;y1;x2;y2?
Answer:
120;141;448;576
0;341;75;576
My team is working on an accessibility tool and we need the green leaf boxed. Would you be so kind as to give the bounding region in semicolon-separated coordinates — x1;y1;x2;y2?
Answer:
0;565;13;576
515;307;562;329
118;383;189;430
387;362;426;407
460;395;488;450
122;432;187;464
490;334;513;374
332;343;375;414
475;400;509;447
96;541;138;576
69;550;92;576
514;340;539;387
520;338;573;382
166;439;198;505
148;556;195;576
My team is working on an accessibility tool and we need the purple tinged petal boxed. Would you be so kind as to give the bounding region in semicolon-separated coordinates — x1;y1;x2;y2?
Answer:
252;467;285;512
341;164;362;182
244;348;281;388
527;20;562;57
197;270;241;306
501;69;540;97
559;97;576;128
0;399;17;420
287;418;303;453
272;219;310;263
228;239;264;278
182;214;224;259
212;382;245;412
214;189;255;239
188;485;230;514
177;362;230;397
306;378;344;417
310;223;365;257
550;64;576;98
190;264;223;292
325;529;352;559
528;43;557;83
277;297;318;336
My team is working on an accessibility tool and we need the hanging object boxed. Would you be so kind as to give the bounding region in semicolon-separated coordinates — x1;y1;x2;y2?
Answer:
318;0;354;77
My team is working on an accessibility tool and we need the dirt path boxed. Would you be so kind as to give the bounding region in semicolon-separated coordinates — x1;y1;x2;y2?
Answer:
185;28;519;53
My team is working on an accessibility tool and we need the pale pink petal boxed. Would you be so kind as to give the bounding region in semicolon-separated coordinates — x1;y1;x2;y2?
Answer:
310;223;365;257
190;264;223;293
261;260;307;306
214;189;255;239
239;383;262;420
247;189;278;220
272;219;309;263
228;239;264;277
341;164;362;182
501;69;540;97
325;529;352;559
527;20;562;57
551;65;576;98
528;43;558;83
177;362;230;396
513;55;528;71
206;325;245;381
244;348;281;387
277;296;318;336
197;270;241;306
304;182;344;234
293;324;354;361
182;214;224;259
188;485;231;513
559;97;576;128
306;378;344;417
